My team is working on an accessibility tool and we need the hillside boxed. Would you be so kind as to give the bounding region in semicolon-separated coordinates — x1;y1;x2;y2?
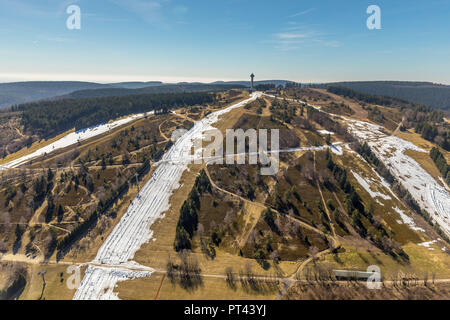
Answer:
323;85;449;151
327;81;450;110
1;88;450;300
0;81;114;109
108;81;163;89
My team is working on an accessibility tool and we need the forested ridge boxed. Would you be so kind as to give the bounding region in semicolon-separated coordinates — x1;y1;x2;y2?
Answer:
327;81;450;110
430;147;450;186
63;83;244;99
326;85;421;109
12;91;215;138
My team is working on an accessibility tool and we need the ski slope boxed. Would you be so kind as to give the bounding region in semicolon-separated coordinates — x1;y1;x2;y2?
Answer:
0;112;153;170
73;92;262;300
347;119;450;237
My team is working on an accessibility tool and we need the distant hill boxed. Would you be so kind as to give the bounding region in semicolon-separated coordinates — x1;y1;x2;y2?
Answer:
0;81;114;109
0;80;252;109
4;80;449;111
327;81;450;110
108;81;164;89
59;83;246;99
212;80;291;87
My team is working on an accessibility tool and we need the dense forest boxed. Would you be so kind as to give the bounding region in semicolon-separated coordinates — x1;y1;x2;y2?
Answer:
327;81;450;110
62;83;244;99
326;85;420;109
0;81;112;109
12;92;215;138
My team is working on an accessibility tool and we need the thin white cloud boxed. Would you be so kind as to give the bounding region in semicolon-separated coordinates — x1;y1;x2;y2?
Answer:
289;8;315;18
270;28;341;51
313;39;341;48
274;32;309;40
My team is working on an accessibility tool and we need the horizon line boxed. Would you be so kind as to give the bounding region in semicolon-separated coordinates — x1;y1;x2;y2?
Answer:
0;74;448;86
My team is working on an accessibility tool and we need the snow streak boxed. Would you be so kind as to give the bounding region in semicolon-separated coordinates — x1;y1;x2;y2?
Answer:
347;120;450;237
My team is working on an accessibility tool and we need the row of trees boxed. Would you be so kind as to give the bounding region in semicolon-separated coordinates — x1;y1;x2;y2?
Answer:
415;122;450;151
326;85;412;108
327;81;450;111
430;147;450;185
174;170;212;252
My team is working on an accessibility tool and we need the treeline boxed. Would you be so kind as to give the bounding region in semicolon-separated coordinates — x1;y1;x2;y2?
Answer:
326;85;415;108
414;121;450;151
174;170;212;252
327;81;450;110
402;105;449;151
13;92;215;138
255;84;276;91
430;147;450;185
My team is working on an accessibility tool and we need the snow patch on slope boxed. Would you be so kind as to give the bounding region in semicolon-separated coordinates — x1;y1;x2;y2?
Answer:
317;130;334;135
394;207;425;232
418;240;438;250
351;170;392;201
347;119;450;237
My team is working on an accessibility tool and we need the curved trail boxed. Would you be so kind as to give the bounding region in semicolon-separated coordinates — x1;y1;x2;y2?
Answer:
73;93;262;300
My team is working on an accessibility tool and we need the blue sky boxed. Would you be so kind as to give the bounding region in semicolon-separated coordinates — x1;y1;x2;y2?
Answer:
1;0;449;83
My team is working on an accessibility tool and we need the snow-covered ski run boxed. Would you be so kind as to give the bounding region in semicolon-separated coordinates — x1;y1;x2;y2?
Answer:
346;120;450;238
73;92;262;300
